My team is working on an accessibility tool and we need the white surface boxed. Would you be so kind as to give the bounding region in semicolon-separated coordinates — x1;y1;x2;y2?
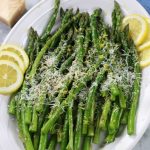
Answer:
0;0;150;150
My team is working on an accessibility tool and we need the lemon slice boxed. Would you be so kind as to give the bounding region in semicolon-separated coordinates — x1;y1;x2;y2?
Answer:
0;51;25;73
123;14;148;46
0;60;23;94
138;42;150;52
138;18;150;51
0;44;29;70
139;49;150;68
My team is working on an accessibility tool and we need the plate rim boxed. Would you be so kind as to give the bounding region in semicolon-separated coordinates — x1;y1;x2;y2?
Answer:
1;0;150;150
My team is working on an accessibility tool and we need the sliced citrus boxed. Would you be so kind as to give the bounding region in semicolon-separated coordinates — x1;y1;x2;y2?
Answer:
0;44;29;70
122;14;148;46
0;51;25;73
139;49;150;68
0;60;23;94
138;18;150;51
138;41;150;52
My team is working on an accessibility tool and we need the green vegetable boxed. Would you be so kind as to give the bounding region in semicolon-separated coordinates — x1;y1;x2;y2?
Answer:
83;136;92;150
127;63;141;135
61;114;69;150
47;135;57;150
21;101;34;150
93;114;101;144
74;103;83;150
83;69;106;134
8;94;17;115
99;99;111;130
38;133;48;150
66;107;74;150
41;0;60;41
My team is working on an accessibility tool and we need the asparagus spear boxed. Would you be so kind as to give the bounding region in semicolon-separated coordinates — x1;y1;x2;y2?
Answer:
57;116;63;143
61;114;69;150
83;27;91;61
16;93;23;139
105;108;123;143
99;98;111;130
21;100;34;150
108;104;120;134
83;69;106;134
47;135;57;150
110;84;119;101
8;93;17;115
82;136;92;150
66;106;74;150
29;106;38;132
118;86;126;108
61;9;74;26
76;13;89;65
111;1;123;43
24;100;32;125
59;52;76;73
105;133;116;143
27;27;39;56
60;7;65;21
127;48;141;135
90;9;101;53
116;109;123;129
33;134;39;150
49;9;74;48
74;103;83;150
93;114;101;144
41;0;60;41
38;133;48;150
121;110;128;125
120;26;132;64
88;100;95;136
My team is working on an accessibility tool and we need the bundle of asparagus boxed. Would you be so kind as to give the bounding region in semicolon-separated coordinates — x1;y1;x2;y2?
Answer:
8;0;141;150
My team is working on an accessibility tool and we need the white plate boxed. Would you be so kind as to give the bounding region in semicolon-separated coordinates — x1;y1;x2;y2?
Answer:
0;0;150;150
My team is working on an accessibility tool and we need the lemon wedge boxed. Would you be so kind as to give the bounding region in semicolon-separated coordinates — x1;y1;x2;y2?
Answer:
0;44;29;70
139;49;150;68
0;51;25;73
138;18;150;51
123;14;148;46
0;60;23;94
